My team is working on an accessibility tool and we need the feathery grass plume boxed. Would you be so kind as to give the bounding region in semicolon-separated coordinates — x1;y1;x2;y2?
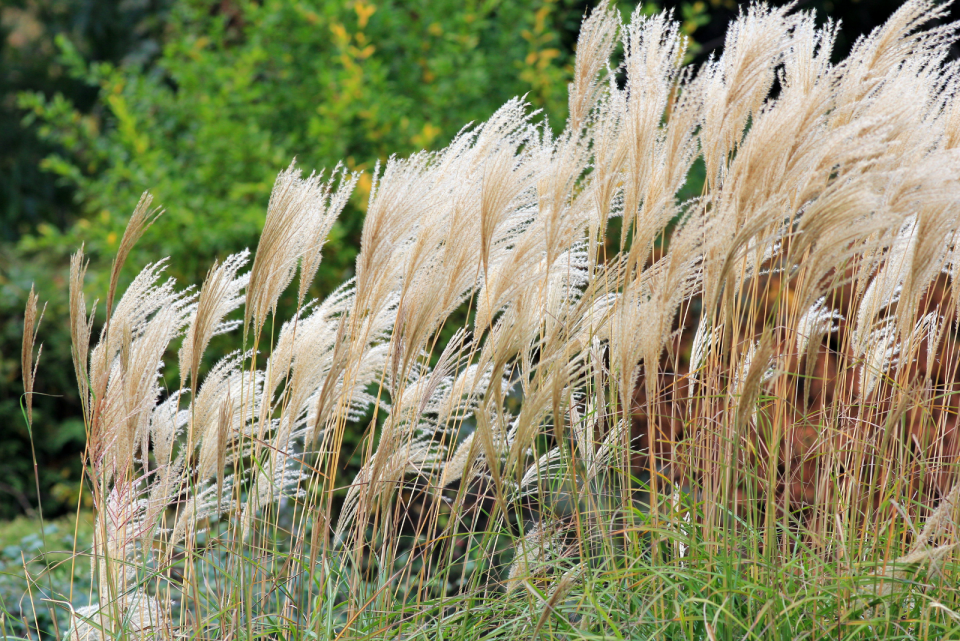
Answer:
21;284;45;428
89;261;195;484
297;165;359;305
189;353;260;470
505;519;562;594
46;2;960;638
566;1;618;133
246;163;332;338
586;88;627;273
438;431;477;489
339;332;499;543
105;192;163;321
796;297;843;357
478;103;538;282
699;4;795;189
179;250;249;390
83;195;162;474
335;440;443;545
620;9;695;262
69;247;97;424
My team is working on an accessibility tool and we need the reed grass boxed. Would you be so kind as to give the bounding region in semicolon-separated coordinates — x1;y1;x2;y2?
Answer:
20;1;960;638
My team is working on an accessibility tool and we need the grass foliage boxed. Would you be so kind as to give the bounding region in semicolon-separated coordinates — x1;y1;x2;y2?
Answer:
15;1;960;638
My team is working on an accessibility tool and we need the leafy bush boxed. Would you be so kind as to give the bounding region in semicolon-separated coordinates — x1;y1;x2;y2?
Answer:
0;0;171;242
18;0;595;291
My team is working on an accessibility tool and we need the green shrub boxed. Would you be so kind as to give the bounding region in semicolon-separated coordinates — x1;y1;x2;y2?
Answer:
18;0;593;292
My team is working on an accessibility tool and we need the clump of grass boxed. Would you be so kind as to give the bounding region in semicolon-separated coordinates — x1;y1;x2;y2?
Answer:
22;1;960;638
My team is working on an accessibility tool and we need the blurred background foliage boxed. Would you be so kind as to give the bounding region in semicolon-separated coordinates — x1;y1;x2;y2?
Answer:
0;0;937;521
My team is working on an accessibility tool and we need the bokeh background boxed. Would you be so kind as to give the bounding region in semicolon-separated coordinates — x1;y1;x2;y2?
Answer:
0;0;943;524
